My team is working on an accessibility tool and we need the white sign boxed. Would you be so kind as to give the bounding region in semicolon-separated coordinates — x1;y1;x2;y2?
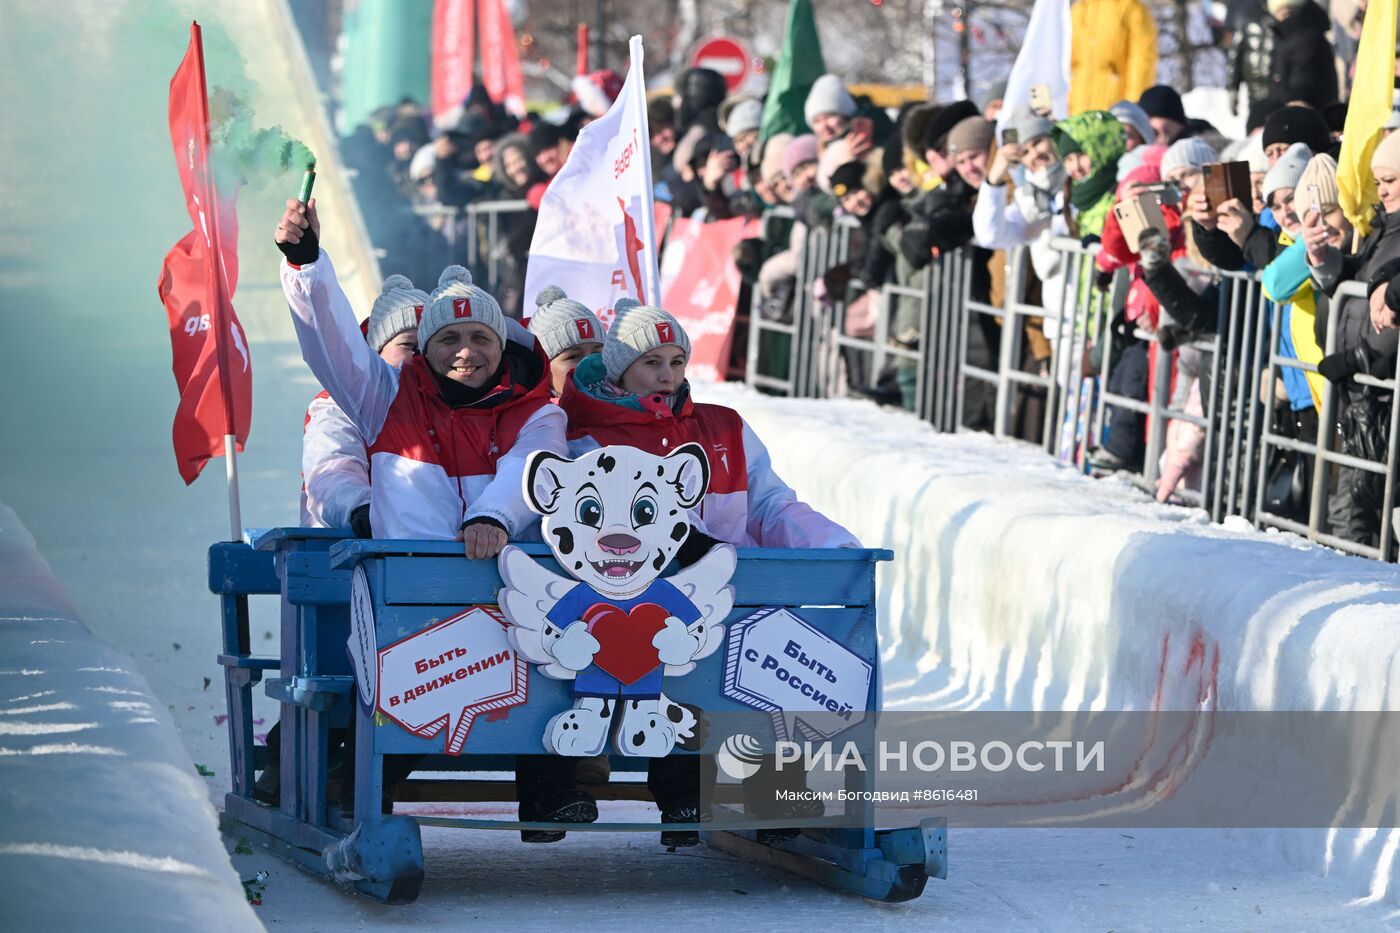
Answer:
375;606;527;755
724;607;872;741
348;565;378;711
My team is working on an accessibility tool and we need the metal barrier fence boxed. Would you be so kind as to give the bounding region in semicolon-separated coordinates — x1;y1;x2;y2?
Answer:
428;197;1400;561
411;199;530;295
744;212;1400;562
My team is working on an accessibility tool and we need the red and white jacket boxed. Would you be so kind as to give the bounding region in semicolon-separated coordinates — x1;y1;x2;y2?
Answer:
281;252;567;540
558;377;859;549
300;391;369;528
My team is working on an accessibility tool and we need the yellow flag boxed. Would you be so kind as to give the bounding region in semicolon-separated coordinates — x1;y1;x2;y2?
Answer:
1337;0;1399;239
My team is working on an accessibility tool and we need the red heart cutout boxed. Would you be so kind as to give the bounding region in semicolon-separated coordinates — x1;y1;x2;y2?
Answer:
582;602;670;686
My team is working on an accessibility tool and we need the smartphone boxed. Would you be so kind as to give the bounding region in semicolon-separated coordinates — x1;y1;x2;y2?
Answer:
1307;183;1322;216
851;116;873;139
1001;127;1020;146
1138;180;1182;206
1029;84;1053;114
1114;193;1169;254
1201;161;1252;212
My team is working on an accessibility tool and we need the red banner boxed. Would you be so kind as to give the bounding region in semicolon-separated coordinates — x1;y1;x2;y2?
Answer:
658;216;757;382
158;23;251;485
431;0;475;123
478;0;525;119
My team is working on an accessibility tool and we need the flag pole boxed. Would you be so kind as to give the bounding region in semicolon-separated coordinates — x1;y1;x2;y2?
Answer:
629;35;662;303
190;21;244;542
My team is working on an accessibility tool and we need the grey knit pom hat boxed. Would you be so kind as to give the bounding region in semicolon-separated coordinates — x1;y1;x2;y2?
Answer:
603;298;692;382
365;274;429;352
420;264;508;348
528;285;605;358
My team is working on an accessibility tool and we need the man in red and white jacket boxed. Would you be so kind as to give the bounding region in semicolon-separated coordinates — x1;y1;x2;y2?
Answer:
277;199;567;557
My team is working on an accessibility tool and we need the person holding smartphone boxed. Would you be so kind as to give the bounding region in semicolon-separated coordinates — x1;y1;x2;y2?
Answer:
1300;132;1400;546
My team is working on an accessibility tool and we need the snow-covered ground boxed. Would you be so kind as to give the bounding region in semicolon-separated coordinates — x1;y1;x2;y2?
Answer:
4;0;1400;929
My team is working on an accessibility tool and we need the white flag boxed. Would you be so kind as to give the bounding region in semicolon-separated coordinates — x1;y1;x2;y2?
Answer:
998;0;1071;128
524;36;659;329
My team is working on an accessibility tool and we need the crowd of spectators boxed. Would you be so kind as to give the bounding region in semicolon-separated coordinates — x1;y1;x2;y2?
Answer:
337;0;1400;551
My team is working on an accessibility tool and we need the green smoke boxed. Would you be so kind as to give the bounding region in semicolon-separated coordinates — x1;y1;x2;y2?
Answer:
209;86;316;193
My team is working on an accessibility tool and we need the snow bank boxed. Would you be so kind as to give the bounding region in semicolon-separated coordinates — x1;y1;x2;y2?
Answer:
706;383;1400;905
0;503;260;932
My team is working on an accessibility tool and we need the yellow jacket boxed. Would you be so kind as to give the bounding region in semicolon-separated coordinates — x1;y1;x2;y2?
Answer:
1069;0;1158;114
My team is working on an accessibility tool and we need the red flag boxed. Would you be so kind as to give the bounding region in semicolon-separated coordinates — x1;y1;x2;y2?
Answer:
431;0;475;123
157;23;252;485
658;216;758;382
478;0;525;119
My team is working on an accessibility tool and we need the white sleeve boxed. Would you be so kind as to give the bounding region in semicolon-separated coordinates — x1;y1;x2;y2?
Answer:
280;251;398;444
973;183;1025;250
740;420;861;549
465;404;569;536
302;396;371;529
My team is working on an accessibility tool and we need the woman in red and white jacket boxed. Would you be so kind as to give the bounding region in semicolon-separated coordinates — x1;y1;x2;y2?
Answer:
560;299;859;550
558;299;857;846
276;199;567;557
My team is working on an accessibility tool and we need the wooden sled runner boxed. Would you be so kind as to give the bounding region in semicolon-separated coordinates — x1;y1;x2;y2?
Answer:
209;529;946;904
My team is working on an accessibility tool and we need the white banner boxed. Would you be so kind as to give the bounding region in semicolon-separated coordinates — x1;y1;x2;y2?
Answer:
524;35;659;328
998;0;1071;128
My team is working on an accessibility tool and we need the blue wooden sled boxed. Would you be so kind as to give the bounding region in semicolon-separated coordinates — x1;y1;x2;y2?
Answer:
210;529;946;904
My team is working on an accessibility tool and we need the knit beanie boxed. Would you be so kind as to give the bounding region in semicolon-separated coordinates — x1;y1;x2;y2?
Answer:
366;274;430;352
803;75;857;126
1138;85;1186;125
761;133;794;182
1262;106;1331;156
1295;153;1341;215
829;161;868;198
603;298;692;382
901;104;940;155
921;100;981;154
528;285;605;359
1159;137;1218;178
722;97;764;138
782;134;819;180
1263;143;1313;203
420;265;508;349
1110;100;1155;146
1006;104;1055;144
946;116;995;159
1372;130;1400;175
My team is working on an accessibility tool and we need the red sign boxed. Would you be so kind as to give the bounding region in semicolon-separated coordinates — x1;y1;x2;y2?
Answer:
658;216;758;382
691;36;751;93
430;0;474;122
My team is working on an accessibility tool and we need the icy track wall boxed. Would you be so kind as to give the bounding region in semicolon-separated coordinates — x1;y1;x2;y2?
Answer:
707;384;1400;905
0;504;259;932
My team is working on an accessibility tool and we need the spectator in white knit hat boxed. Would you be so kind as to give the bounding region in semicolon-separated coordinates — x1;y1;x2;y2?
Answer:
720;96;765;163
1159;136;1218;194
1263;142;1313;235
527;285;605;395
803;74;857;145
